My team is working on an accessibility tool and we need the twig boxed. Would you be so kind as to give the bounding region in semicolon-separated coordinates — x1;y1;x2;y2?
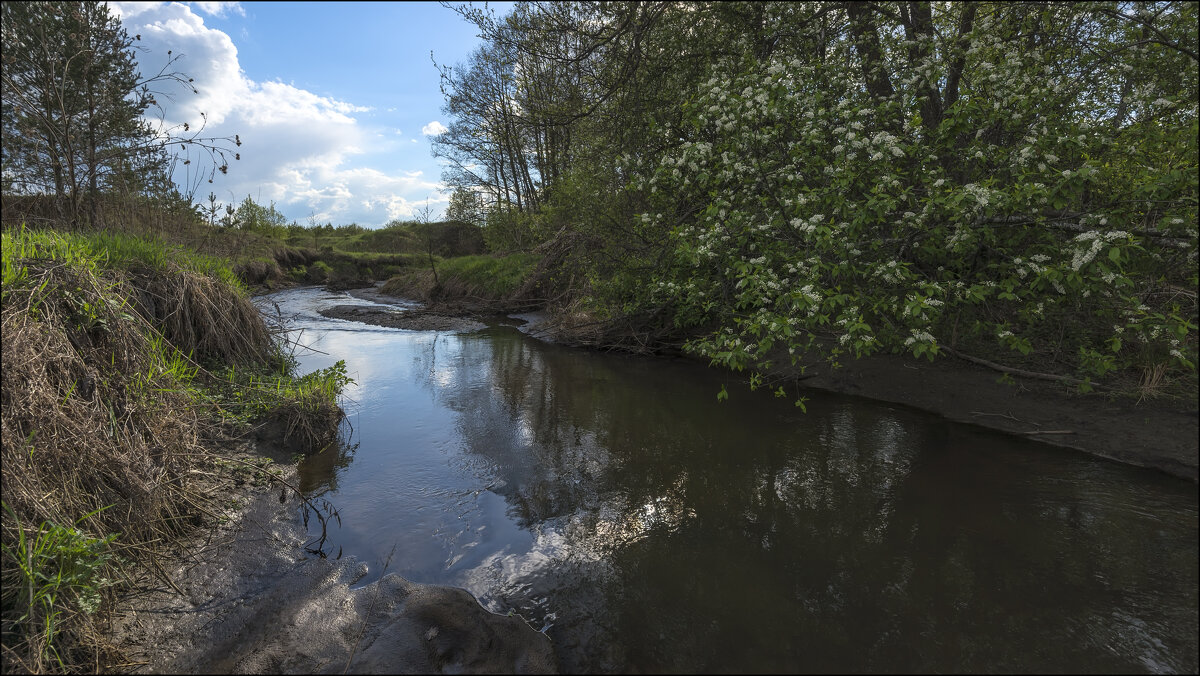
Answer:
969;410;1023;422
148;556;186;597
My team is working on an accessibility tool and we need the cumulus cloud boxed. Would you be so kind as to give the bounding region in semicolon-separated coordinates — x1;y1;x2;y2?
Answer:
421;120;448;136
111;2;444;225
191;2;245;18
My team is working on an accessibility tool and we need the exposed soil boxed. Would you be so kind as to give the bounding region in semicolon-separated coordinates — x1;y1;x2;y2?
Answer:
319;304;487;332
785;352;1198;482
110;462;556;674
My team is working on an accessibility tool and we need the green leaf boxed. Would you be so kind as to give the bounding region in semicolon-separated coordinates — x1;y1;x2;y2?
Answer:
1108;247;1121;263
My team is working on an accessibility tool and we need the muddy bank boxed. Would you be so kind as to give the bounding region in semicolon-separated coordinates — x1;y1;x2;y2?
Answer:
111;464;556;674
773;351;1198;482
319;304;487;332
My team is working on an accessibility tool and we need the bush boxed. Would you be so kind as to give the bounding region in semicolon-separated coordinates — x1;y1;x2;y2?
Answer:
306;260;333;283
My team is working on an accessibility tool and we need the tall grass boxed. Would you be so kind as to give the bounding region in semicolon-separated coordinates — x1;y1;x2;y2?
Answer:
1;223;350;672
0;504;117;673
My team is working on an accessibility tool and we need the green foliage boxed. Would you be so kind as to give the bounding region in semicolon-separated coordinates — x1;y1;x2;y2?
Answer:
634;2;1197;389
1;2;239;223
1;503;118;671
437;253;539;297
379;252;538;301
307;260;333;283
445;186;487;227
209;359;353;428
231;196;291;237
438;1;1197;395
482;209;543;252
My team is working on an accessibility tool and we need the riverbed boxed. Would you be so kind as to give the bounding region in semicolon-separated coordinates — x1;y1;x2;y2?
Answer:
261;286;1199;674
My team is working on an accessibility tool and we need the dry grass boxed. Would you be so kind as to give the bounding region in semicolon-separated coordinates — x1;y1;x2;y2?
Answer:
124;265;274;368
2;263;210;672
1;228;346;673
1136;362;1170;403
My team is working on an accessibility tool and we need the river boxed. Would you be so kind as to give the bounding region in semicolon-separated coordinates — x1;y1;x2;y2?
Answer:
258;286;1198;674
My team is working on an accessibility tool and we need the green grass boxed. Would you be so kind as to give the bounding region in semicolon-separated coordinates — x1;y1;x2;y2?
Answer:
0;503;118;673
2;224;245;298
437;253;539;297
378;252;539;301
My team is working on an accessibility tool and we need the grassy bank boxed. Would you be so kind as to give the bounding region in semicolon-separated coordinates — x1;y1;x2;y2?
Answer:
379;252;541;306
0;225;350;673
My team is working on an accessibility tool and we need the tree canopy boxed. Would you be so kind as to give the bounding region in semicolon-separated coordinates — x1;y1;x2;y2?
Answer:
436;0;1198;393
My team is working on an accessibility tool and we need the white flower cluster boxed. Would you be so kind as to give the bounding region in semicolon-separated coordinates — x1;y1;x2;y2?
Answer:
904;328;936;347
789;213;824;235
1070;230;1129;271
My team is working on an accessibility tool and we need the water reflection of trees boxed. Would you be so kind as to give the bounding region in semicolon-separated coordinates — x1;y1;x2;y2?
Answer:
412;328;1198;673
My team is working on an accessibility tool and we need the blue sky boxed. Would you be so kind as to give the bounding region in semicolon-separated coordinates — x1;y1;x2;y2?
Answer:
111;1;513;226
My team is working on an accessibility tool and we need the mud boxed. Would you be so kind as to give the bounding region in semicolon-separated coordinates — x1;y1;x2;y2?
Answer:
319;304;487;333
110;466;556;674
777;351;1198;482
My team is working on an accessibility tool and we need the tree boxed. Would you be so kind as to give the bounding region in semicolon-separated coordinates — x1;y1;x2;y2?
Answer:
638;1;1197;389
1;1;239;226
232;195;288;235
445;186;486;227
436;1;1197;390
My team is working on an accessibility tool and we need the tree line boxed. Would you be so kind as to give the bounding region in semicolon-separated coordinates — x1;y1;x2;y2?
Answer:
1;1;238;227
436;1;1197;392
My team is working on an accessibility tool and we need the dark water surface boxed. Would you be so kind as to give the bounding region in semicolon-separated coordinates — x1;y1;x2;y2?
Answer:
260;287;1198;674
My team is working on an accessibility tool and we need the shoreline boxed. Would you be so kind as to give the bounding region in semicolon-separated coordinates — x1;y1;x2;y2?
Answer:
110;460;557;674
783;351;1198;482
337;285;1198;482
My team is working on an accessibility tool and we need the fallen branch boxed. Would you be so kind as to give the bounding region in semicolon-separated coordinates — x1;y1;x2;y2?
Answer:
941;346;1107;390
969;410;1024;422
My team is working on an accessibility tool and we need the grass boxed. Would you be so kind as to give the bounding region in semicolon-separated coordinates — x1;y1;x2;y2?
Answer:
380;252;540;302
0;504;117;673
1;223;350;672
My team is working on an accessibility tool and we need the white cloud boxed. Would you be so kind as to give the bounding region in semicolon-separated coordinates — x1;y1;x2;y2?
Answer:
421;120;448;136
190;2;245;18
114;3;444;225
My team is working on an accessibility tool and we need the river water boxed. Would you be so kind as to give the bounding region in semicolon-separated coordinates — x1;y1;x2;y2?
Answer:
259;287;1198;674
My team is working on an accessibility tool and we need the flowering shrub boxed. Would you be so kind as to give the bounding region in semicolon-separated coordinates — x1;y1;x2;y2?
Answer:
439;1;1196;394
622;2;1196;392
